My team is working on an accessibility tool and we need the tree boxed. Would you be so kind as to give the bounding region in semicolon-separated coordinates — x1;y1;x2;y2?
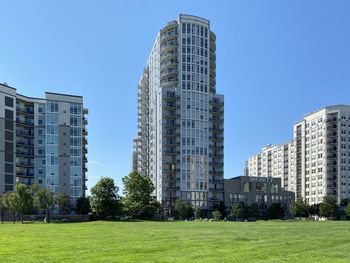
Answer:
231;202;246;220
247;203;259;219
212;210;222;221
90;177;120;219
122;172;160;219
290;198;309;218
0;193;8;224
213;202;226;217
56;194;73;214
309;203;320;216
75;196;91;219
268;203;285;219
32;184;55;223
194;207;202;219
345;204;350;218
340;199;350;207
320;196;338;218
5;184;33;223
174;199;192;220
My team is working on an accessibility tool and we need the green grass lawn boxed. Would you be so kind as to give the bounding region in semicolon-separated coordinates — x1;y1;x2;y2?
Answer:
0;220;349;262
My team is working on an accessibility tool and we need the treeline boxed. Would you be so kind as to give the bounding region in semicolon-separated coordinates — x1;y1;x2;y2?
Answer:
0;171;160;223
289;196;350;219
0;184;86;224
2;172;350;223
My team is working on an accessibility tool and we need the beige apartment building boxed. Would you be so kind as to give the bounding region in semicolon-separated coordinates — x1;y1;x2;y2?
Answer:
245;105;350;205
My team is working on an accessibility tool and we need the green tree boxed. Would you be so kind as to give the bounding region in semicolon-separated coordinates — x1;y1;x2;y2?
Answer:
122;172;160;219
212;210;222;221
90;177;120;219
231;202;246;220
268;203;285;219
7;184;33;223
32;184;55;223
0;193;9;224
340;199;350;207
345;204;350;218
75;196;91;220
309;203;320;216
320;196;338;218
290;198;309;218
174;199;192;220
56;194;73;214
213;202;226;217
247;203;259;219
194;207;202;219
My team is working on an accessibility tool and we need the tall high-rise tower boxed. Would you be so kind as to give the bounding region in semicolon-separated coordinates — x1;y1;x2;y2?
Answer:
136;14;224;216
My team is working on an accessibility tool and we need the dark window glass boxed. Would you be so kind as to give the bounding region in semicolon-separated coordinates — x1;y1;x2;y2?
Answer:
5;120;13;130
5;153;13;162
5;96;13;107
5;185;13;192
5;163;13;173
5;109;13;120
5;130;13;141
5;174;13;184
5;142;13;152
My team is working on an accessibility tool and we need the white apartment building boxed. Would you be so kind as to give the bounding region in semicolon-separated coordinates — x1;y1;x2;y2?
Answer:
0;83;88;204
135;14;224;216
245;105;350;205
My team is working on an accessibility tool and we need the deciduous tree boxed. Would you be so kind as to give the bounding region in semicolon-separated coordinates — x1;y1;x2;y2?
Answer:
289;198;309;218
90;177;120;219
174;199;192;220
75;196;91;220
212;210;222;221
345;204;350;217
320;196;338;218
230;202;246;220
7;184;33;223
32;184;55;223
56;194;73;214
268;203;285;219
122;172;160;219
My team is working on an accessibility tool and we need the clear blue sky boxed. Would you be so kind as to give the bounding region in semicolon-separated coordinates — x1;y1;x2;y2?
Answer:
1;1;350;193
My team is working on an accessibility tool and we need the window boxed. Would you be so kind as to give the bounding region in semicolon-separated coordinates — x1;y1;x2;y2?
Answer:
5;96;13;107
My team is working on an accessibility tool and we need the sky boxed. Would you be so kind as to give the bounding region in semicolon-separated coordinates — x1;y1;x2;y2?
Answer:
1;0;350;194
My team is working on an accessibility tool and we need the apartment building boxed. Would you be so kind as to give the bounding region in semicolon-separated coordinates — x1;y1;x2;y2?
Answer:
0;83;88;203
245;105;350;205
246;142;294;192
135;14;224;216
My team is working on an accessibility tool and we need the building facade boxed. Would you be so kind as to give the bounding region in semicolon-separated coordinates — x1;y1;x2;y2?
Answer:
245;105;350;205
135;14;224;216
224;176;295;218
0;83;88;203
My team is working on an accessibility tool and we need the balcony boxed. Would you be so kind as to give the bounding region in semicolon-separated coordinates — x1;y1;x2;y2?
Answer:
163;122;180;128
161;69;178;79
16;161;34;168
209;135;223;141
16;172;34;177
164;186;180;191
16;130;34;137
16;106;34;115
163;103;178;109
16;119;34;127
209;109;224;115
16;150;34;157
16;140;34;148
209;145;224;150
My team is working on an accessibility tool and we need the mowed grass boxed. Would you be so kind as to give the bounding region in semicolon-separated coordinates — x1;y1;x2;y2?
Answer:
0;220;349;263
